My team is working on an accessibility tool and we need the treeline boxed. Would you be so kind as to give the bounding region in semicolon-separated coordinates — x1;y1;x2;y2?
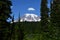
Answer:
0;0;60;40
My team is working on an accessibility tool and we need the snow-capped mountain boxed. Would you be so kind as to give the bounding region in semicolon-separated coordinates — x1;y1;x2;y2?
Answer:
11;13;41;23
20;13;41;22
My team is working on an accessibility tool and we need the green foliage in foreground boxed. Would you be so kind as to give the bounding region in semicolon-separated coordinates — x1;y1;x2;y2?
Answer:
14;22;60;40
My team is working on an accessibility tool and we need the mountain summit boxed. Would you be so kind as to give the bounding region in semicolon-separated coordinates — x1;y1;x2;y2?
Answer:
11;13;41;23
20;13;41;22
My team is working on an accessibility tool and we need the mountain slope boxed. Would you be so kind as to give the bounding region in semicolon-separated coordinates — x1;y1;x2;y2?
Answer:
11;13;41;23
20;13;41;22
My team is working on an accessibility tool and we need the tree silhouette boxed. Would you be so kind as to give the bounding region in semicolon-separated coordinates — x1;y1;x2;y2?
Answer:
0;0;12;40
50;0;60;39
50;0;60;27
18;12;24;40
40;0;49;32
10;14;15;40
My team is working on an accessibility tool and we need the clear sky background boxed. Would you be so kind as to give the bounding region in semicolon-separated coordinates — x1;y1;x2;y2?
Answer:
11;0;50;20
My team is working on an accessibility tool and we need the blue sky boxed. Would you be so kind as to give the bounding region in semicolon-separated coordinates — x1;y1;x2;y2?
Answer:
11;0;50;20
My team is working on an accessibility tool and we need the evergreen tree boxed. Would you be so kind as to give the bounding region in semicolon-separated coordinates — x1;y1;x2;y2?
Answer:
40;0;49;32
10;14;15;40
13;13;24;40
0;0;12;40
50;0;60;39
18;12;24;40
50;0;60;27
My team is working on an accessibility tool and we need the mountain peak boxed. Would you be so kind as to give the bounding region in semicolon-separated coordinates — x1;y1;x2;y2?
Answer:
11;13;41;23
20;13;41;22
24;13;38;17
